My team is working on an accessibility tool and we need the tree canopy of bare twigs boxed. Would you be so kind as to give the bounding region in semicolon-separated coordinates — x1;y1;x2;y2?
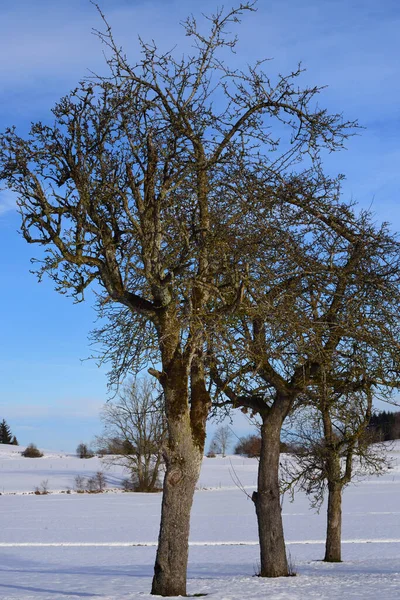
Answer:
210;204;400;576
209;424;233;457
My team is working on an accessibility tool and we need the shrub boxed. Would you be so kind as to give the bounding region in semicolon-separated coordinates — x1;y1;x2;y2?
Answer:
22;443;43;458
280;441;297;454
86;477;98;492
234;435;261;458
122;477;135;492
121;473;162;492
74;472;107;493
87;471;107;493
74;475;86;493
207;439;219;458
34;479;49;495
94;471;106;492
234;435;295;457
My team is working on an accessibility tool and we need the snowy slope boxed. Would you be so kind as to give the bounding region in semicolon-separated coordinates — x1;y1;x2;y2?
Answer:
0;444;125;494
0;442;399;599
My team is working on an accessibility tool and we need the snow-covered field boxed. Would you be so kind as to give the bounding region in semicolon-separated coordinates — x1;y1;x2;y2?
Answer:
0;443;399;599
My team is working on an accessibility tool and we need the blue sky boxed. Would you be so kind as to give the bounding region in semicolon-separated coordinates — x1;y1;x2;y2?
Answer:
0;0;399;451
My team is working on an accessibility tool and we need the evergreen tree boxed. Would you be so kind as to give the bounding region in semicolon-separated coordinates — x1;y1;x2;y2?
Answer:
11;435;19;446
0;419;13;444
369;411;400;441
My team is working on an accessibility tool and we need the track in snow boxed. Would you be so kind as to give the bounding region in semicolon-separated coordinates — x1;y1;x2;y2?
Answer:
0;539;400;547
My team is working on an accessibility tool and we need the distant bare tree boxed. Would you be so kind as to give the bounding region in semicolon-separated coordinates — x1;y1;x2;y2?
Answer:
96;379;167;492
210;425;233;457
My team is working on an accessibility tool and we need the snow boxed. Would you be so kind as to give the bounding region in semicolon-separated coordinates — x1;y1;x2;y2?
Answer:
0;443;399;599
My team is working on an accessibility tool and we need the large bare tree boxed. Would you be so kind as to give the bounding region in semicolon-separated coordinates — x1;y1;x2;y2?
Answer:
0;4;356;595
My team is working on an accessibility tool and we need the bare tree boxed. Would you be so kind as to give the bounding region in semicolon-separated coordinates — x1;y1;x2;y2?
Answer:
0;3;356;595
211;207;400;577
210;425;233;457
282;385;389;562
96;378;167;492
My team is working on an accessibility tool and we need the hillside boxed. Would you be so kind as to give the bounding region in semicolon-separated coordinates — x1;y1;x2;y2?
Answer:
0;442;399;598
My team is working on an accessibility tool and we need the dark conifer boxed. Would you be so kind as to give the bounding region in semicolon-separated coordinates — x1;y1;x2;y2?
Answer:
0;419;13;444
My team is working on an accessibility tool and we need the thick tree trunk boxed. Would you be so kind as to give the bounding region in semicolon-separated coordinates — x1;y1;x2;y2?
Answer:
151;351;208;597
151;414;202;596
324;482;342;562
253;414;288;577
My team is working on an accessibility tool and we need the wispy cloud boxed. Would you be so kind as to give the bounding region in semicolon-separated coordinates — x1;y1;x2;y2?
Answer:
0;191;17;215
1;0;398;212
0;398;104;420
0;1;187;98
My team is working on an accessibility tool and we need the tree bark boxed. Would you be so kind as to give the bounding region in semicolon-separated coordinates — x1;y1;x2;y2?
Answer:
321;399;343;563
151;351;208;597
151;413;202;596
324;482;343;562
253;412;288;577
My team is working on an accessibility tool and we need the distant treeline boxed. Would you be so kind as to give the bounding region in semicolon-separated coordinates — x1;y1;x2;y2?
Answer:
0;419;18;445
368;411;400;442
233;434;295;457
232;411;400;458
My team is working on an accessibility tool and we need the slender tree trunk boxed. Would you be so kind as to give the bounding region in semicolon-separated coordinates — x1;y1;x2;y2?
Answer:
321;399;343;563
324;482;343;562
253;413;288;577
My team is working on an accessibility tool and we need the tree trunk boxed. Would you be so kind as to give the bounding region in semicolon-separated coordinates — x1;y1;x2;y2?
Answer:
321;400;343;563
253;413;288;577
151;353;208;597
151;414;202;596
324;482;342;562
